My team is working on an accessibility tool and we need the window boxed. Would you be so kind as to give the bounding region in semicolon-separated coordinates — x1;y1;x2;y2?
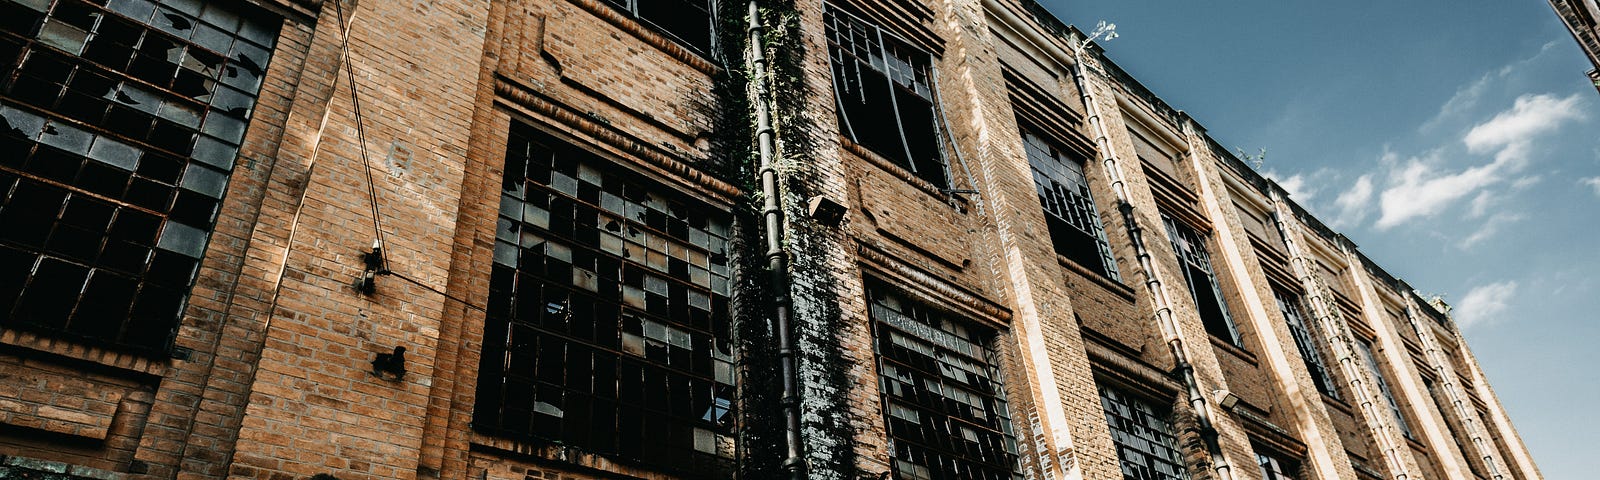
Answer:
1098;383;1188;480
473;125;736;476
1023;129;1119;281
599;0;714;55
1355;339;1415;441
1161;215;1240;347
867;279;1023;480
825;4;947;187
1274;289;1339;400
0;0;277;353
1255;449;1300;480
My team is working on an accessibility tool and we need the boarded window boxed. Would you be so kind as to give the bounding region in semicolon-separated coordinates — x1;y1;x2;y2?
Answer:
825;4;947;187
0;0;277;353
1023;128;1119;281
867;279;1023;480
1275;289;1340;400
473;125;736;475
1098;382;1188;480
600;0;714;55
1161;214;1241;347
1131;129;1181;181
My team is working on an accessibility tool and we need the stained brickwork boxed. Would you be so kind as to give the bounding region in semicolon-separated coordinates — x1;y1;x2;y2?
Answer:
0;0;1544;479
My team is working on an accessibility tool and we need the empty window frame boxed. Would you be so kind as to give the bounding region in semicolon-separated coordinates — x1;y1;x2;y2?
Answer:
1022;128;1119;281
1274;289;1340;400
598;0;714;55
867;279;1023;480
824;4;947;187
0;0;277;353
1097;383;1188;480
1354;338;1416;441
1255;449;1301;480
1161;215;1241;347
472;125;736;476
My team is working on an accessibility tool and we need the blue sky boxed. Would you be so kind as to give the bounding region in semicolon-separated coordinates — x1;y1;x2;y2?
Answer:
1039;1;1599;477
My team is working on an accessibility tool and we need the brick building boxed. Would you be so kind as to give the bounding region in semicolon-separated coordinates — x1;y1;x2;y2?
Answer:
0;0;1545;478
1549;0;1600;94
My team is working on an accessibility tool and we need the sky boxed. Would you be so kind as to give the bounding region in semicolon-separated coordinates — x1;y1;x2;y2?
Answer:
1037;1;1600;478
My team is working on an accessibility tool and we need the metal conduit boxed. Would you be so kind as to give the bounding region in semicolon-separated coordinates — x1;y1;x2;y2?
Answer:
1067;42;1234;480
1400;299;1506;479
1269;194;1411;480
744;2;807;478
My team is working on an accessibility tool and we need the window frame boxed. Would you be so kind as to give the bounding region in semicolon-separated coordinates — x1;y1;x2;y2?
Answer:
865;277;1024;480
1355;338;1416;441
471;124;738;476
0;0;279;354
1020;125;1119;282
824;3;950;188
1273;288;1340;400
1160;214;1242;347
1097;380;1190;480
598;0;717;57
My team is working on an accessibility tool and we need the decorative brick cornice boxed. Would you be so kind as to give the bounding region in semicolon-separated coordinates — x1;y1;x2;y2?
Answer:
493;77;742;200
856;242;1011;326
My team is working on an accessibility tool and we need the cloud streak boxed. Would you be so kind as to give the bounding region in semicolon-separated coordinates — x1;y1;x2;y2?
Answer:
1453;281;1518;330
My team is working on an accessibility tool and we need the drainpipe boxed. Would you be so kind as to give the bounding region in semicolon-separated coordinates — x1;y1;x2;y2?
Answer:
1400;298;1506;479
745;2;806;478
1068;40;1234;480
1268;193;1411;480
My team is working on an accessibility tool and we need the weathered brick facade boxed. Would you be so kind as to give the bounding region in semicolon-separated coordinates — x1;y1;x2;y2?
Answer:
0;0;1543;479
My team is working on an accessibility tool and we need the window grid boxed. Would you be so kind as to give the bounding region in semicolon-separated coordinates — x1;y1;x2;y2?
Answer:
473;125;736;477
1098;383;1188;480
867;280;1023;480
1255;450;1299;480
824;4;947;187
599;0;714;56
1022;129;1119;281
0;0;276;353
1274;289;1339;400
1355;339;1415;441
1161;215;1241;347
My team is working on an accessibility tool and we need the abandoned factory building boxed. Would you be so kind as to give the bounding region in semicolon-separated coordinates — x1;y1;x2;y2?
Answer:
0;0;1545;478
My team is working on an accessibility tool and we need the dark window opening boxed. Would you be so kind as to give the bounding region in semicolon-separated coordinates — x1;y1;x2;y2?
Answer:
1161;215;1241;347
0;0;278;354
1274;289;1340;400
1355;339;1416;441
1021;128;1118;281
473;124;735;478
1254;448;1301;480
600;0;714;56
1098;382;1188;480
825;5;948;187
866;278;1023;480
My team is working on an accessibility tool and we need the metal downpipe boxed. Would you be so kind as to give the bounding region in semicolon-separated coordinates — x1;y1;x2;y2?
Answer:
1067;42;1233;480
745;1;806;478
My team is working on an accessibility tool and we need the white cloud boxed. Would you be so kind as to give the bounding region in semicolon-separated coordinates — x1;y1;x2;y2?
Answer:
1373;94;1584;229
1265;170;1315;203
1422;73;1491;131
1456;213;1523;249
1331;174;1374;227
1582;177;1600;197
1453;281;1518;330
1463;93;1585;166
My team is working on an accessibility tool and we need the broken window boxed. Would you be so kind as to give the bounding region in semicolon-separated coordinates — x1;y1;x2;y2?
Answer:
1275;289;1340;400
1161;214;1241;347
1022;128;1119;281
1355;338;1416;441
473;124;736;476
866;279;1023;480
0;0;277;353
1254;449;1300;480
600;0;714;55
1098;382;1188;480
825;4;948;187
